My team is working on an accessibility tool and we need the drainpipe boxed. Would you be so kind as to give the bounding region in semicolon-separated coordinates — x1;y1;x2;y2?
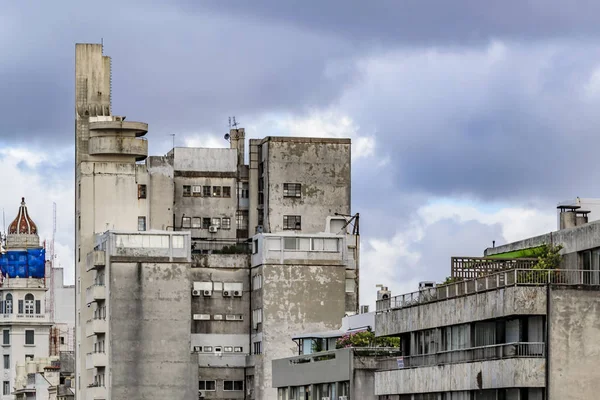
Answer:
545;284;550;399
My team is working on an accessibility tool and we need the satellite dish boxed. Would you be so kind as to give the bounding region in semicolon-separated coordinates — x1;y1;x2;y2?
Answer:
224;133;230;140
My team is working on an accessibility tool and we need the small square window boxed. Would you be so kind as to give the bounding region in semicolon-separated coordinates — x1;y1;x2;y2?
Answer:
182;217;191;229
60;337;65;345
183;185;191;197
211;218;221;228
202;218;211;229
192;217;201;228
203;186;211;197
223;186;231;197
283;183;301;198
212;186;221;197
137;216;146;232
224;346;233;352
3;381;9;395
222;218;231;230
283;215;301;230
137;184;147;199
192;185;202;196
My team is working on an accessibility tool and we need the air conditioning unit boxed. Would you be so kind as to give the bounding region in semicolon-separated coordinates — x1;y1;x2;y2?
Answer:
198;391;205;398
233;290;242;297
192;289;201;297
223;291;232;297
208;226;218;233
203;290;212;297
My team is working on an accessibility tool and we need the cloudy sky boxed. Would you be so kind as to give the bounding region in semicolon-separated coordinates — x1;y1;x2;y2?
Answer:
3;1;600;306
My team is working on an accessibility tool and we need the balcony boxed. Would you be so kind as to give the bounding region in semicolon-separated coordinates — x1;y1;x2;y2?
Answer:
85;385;106;400
85;318;107;338
86;285;106;304
86;352;107;369
86;250;106;272
89;120;148;137
88;136;148;161
0;313;49;324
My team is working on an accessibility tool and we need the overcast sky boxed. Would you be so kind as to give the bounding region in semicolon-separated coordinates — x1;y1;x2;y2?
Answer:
3;1;599;306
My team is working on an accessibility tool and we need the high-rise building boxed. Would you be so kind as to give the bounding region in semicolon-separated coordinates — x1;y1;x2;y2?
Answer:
75;43;357;400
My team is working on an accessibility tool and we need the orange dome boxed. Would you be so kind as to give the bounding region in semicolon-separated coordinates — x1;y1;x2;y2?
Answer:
8;197;38;235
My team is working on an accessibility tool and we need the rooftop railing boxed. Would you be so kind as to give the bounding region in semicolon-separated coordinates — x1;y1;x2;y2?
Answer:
378;342;545;371
377;269;600;312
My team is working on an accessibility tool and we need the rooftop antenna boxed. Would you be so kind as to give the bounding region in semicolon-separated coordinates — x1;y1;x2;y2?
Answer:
231;116;239;129
169;134;175;149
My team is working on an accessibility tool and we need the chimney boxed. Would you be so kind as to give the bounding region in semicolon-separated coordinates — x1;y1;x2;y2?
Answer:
229;128;245;167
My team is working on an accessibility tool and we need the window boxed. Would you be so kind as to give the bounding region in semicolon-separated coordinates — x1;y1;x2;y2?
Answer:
234;346;243;353
35;300;41;314
202;218;211;229
224;380;244;391
3;381;9;395
24;294;34;314
252;274;262;290
3;355;8;369
183;185;191;197
192;185;202;196
253;308;262;328
203;186;211;197
236;210;248;230
224;346;233;352
252;239;258;254
60;337;65;345
283;215;301;230
25;354;33;361
137;184;147;199
78;215;81;231
222;218;231;230
182;217;191;229
137;216;146;232
25;330;34;345
2;330;8;345
78;183;81;199
253;341;262;355
212;186;221;197
283;183;301;198
18;299;23;314
5;294;12;314
211;218;221;228
202;346;213;353
345;278;356;293
223;186;231;197
198;380;216;391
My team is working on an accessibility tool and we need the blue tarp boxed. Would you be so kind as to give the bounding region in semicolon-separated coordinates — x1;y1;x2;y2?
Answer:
0;248;45;278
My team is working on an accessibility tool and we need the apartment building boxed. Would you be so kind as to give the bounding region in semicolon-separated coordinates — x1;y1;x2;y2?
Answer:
75;43;357;400
374;216;600;400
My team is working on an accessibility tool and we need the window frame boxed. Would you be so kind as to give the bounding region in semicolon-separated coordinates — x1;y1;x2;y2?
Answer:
3;355;8;369
211;218;221;228
192;185;202;196
191;217;201;228
5;294;12;314
3;381;9;395
283;183;302;198
182;217;191;229
223;380;244;391
283;215;301;230
25;329;34;346
202;218;211;229
137;184;147;199
212;186;221;197
221;217;231;230
2;330;9;345
137;216;146;232
203;186;211;197
183;185;192;197
222;186;231;197
198;380;216;391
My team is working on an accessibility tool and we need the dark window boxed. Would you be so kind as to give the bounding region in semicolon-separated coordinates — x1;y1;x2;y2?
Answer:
236;210;248;230
183;185;191;197
18;300;23;314
222;186;231;197
198;380;216;391
3;381;9;395
137;184;147;199
2;330;9;345
25;330;34;345
203;186;211;197
283;215;301;230
192;185;202;196
212;186;221;197
283;183;301;198
253;341;262;354
202;218;211;229
222;218;231;230
35;300;41;314
2;355;8;369
25;354;33;361
5;294;12;314
224;380;244;391
137;216;146;232
60;337;65;345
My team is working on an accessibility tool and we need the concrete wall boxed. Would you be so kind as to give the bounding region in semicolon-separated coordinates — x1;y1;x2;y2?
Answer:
172;148;237;173
197;366;245;399
376;286;547;337
272;348;352;387
255;263;347;400
146;157;173;231
548;287;600;399
261;138;351;235
374;358;545;395
109;261;196;400
52;268;75;327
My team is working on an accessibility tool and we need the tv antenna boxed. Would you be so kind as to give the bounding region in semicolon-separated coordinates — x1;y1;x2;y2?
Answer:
225;116;239;141
169;134;175;149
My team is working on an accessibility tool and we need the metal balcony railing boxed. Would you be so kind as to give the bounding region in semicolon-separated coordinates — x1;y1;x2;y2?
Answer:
377;269;600;312
379;342;545;371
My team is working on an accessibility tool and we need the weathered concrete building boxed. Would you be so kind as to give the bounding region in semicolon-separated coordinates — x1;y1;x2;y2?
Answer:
75;43;357;400
375;216;600;400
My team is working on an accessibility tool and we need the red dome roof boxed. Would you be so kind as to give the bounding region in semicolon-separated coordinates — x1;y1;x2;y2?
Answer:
8;197;38;235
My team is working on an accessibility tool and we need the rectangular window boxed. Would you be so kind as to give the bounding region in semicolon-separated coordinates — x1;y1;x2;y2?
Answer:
283;215;301;230
182;217;191;229
35;300;41;314
234;346;243;353
3;381;9;395
202;218;211;229
192;185;202;196
183;185;191;197
203;186;211;197
192;217;201;228
252;274;262;290
60;337;65;345
25;297;34;315
137;216;146;232
137;184;147;199
25;330;34;345
18;300;23;314
253;341;262;355
224;346;233;352
211;218;221;228
283;183;301;198
212;186;221;197
222;186;231;197
78;215;81;231
3;355;8;369
236;210;249;230
202;346;213;353
222;218;231;230
224;380;244;391
345;278;356;293
198;380;216;391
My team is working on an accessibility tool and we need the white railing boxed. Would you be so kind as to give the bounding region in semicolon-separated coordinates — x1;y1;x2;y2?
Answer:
377;269;600;312
379;342;545;370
